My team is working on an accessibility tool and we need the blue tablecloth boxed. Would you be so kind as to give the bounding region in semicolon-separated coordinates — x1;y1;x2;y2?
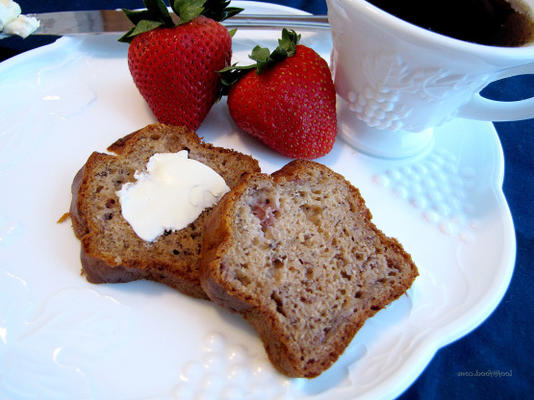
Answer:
2;1;532;398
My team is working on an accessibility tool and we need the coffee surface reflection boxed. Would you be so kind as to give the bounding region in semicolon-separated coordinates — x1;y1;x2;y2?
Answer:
366;0;534;46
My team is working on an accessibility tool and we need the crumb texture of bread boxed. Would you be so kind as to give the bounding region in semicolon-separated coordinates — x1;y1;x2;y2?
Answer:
70;123;260;299
200;160;418;377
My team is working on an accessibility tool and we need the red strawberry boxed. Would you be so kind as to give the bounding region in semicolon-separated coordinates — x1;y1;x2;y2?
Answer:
220;29;337;159
120;0;242;130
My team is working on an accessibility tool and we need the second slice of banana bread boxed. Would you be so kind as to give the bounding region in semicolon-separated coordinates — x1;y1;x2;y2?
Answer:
200;160;418;377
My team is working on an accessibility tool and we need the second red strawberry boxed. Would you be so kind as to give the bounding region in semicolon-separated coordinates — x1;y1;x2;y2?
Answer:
221;29;337;159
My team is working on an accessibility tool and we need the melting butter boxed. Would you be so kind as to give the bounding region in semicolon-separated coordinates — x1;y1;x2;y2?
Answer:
117;151;229;242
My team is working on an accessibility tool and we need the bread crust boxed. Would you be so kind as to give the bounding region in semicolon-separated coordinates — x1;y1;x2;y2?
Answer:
200;160;418;377
70;123;260;299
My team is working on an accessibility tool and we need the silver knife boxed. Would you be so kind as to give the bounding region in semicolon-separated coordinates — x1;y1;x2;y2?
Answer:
25;10;329;36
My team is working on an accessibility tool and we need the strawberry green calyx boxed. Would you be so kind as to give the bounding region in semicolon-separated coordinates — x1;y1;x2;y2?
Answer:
119;0;243;42
202;0;243;22
219;28;301;95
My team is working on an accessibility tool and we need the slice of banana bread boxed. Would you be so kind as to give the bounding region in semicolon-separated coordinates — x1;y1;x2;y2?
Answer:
200;160;418;377
70;123;260;299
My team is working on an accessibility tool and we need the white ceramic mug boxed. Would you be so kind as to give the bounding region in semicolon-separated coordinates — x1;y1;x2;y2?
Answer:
326;0;534;157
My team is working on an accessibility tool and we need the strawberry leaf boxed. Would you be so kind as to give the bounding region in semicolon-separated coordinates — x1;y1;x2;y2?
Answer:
275;28;300;57
217;63;256;97
119;0;174;42
118;19;164;42
249;46;270;67
201;0;243;22
250;28;300;73
172;0;206;25
122;9;152;25
131;19;165;35
228;27;237;38
146;0;173;25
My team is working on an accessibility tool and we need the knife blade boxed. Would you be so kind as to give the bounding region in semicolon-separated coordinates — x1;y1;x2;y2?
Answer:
25;10;329;36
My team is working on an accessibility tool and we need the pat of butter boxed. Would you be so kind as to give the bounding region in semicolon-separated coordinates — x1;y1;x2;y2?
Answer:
0;0;39;38
0;0;21;31
117;151;230;242
3;13;39;38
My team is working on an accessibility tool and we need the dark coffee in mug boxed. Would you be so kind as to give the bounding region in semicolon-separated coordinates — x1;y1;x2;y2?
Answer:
366;0;534;46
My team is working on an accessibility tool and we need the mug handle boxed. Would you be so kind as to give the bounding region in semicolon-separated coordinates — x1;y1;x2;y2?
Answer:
458;62;534;121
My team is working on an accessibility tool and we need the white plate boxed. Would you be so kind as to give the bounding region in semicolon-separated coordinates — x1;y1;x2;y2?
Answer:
0;2;515;399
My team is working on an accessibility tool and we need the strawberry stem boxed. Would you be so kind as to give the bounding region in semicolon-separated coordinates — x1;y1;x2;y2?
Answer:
218;29;301;96
119;0;243;42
